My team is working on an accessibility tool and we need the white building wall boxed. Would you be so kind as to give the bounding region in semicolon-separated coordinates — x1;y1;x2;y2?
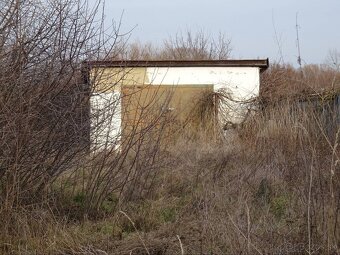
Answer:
90;91;121;150
146;67;260;124
146;67;259;98
91;66;261;149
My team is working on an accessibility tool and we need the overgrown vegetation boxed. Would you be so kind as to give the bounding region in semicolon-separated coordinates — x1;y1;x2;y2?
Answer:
0;0;339;254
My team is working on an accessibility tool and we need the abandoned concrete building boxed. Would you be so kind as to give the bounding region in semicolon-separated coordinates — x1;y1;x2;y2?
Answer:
85;59;269;149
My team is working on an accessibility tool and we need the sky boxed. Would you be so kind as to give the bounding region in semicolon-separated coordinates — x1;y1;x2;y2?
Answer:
93;0;340;65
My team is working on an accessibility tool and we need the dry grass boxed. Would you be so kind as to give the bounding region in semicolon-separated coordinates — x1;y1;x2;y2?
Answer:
0;5;339;251
1;70;340;254
1;69;340;254
0;100;339;254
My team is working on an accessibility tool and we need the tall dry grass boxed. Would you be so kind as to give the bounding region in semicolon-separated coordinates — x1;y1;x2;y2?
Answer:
261;63;340;101
0;2;339;252
116;100;338;255
105;64;339;255
1;95;339;255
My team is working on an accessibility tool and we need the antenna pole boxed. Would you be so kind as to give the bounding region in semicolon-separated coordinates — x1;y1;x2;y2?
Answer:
296;12;302;69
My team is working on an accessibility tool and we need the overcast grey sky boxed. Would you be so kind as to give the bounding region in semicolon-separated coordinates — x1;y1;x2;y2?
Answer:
97;0;340;65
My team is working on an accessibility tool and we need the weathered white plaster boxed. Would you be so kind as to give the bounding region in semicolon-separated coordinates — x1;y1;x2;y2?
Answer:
145;67;260;124
145;67;260;100
90;91;121;150
91;66;261;149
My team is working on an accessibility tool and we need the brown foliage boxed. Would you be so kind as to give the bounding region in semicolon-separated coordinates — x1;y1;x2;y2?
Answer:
261;63;340;101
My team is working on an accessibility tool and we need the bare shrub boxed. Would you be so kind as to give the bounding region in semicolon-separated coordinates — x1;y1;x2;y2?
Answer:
105;88;339;254
0;0;172;223
113;30;232;60
0;0;106;209
261;62;340;101
160;31;232;60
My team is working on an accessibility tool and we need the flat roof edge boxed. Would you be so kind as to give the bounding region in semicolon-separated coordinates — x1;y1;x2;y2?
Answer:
84;59;269;70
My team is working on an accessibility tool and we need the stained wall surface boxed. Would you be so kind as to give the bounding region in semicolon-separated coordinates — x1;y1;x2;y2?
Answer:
90;66;261;149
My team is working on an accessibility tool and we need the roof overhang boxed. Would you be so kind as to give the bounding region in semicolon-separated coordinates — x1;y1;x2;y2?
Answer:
84;59;269;72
